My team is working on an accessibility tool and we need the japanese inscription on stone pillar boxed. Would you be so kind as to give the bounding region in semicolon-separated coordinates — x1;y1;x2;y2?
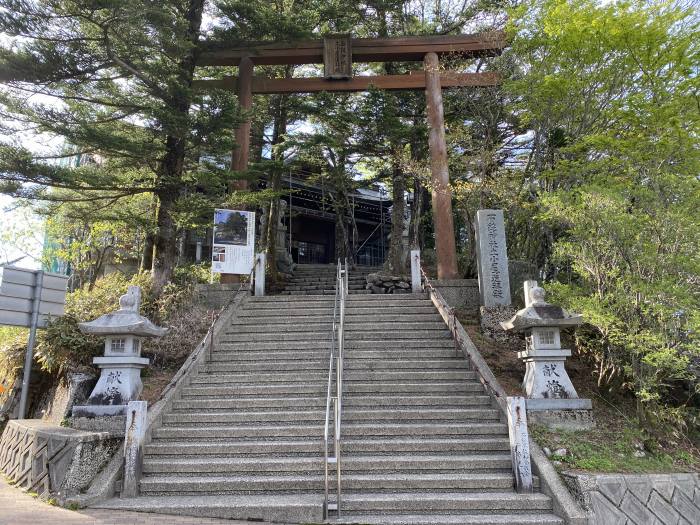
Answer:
323;35;352;80
475;209;512;307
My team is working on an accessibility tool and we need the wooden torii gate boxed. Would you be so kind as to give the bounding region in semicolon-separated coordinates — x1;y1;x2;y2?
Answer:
195;31;506;279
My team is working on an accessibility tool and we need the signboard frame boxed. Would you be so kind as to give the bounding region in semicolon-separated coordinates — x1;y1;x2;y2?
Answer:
211;209;256;275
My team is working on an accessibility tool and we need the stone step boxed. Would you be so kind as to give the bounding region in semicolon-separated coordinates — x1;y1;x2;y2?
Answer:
283;281;367;287
191;370;477;385
216;339;456;351
152;422;507;440
344;395;492;407
347;293;429;301
139;472;529;495
247;293;427;303
338;492;553;513
342;408;501;422
230;315;333;325
91;495;323;523
145;438;510;458
219;331;451;343
344;381;485;394
188;372;327;384
181;381;480;398
237;307;439;317
342;423;508;438
208;349;466;362
142;455;512;475
163;407;499;425
152;424;325;440
182;383;327;397
285;276;367;281
202;360;472;374
334;514;564;525
174;395;491;411
173;396;326;411
223;321;448;334
162;410;324;425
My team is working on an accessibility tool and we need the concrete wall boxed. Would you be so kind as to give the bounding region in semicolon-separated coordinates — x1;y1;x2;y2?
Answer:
433;279;479;309
561;472;700;525
195;283;248;309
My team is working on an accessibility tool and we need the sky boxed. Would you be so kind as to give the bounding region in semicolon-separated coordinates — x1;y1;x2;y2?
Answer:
0;195;44;269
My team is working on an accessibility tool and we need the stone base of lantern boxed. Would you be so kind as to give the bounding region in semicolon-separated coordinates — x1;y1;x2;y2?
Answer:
518;349;578;399
525;398;594;430
72;357;149;418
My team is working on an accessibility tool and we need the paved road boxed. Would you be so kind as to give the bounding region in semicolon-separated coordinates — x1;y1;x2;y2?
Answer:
0;478;278;525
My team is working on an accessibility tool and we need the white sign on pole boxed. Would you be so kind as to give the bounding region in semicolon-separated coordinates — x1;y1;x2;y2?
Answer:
211;209;256;275
0;267;68;328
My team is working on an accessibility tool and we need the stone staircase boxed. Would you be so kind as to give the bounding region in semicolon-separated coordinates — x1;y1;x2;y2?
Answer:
279;263;376;295
92;292;563;524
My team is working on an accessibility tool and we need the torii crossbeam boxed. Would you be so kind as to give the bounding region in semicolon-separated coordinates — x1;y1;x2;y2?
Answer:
196;31;506;280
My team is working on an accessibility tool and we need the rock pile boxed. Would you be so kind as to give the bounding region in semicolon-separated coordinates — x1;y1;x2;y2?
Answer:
365;273;412;294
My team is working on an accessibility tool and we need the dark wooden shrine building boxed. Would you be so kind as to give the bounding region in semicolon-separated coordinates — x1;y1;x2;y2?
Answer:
264;170;392;267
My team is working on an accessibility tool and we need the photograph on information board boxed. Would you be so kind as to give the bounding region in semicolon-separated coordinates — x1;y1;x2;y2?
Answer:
211;209;255;275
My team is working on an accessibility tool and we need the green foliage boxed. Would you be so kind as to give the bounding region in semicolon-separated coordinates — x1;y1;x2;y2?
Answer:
35;266;212;374
0;326;27;371
531;421;700;473
500;0;700;431
36;272;154;373
0;0;240;291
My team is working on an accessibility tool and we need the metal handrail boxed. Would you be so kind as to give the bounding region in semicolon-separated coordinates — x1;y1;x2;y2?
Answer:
324;258;347;518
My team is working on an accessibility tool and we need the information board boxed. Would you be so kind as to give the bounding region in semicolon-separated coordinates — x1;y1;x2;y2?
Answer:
211;209;256;275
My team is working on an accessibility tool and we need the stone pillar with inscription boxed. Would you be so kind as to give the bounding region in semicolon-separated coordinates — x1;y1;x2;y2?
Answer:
501;282;593;430
475;209;517;343
475;209;511;307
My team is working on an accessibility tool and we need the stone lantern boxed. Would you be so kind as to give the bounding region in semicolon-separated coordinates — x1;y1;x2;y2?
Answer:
72;286;166;417
501;282;583;399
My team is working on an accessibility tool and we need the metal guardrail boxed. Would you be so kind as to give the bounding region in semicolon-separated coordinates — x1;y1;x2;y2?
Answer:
324;259;348;518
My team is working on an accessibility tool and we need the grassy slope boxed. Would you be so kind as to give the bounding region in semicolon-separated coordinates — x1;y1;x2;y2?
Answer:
459;311;700;474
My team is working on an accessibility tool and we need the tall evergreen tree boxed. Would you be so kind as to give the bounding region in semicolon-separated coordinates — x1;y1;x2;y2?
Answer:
0;0;236;294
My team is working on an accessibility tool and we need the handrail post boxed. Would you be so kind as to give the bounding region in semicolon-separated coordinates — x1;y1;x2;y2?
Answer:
254;252;265;296
411;249;421;293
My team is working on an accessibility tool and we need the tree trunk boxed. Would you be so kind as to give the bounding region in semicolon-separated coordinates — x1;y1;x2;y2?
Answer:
266;88;289;285
151;0;205;296
152;187;179;294
388;164;406;272
141;232;155;272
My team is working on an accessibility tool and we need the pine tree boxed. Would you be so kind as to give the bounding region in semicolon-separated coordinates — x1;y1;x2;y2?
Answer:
0;0;236;295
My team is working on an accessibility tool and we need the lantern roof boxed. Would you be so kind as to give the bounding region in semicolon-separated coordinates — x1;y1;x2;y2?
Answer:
501;285;582;332
78;286;167;337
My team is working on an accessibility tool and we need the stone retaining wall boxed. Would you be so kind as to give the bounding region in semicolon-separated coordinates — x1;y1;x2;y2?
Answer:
0;419;120;499
561;472;700;525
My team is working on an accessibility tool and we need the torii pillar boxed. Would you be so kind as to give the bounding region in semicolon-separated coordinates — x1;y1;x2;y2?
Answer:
231;56;254;189
424;52;459;279
221;56;254;284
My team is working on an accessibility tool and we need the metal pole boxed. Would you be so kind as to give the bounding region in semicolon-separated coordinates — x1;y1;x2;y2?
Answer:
19;270;44;419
